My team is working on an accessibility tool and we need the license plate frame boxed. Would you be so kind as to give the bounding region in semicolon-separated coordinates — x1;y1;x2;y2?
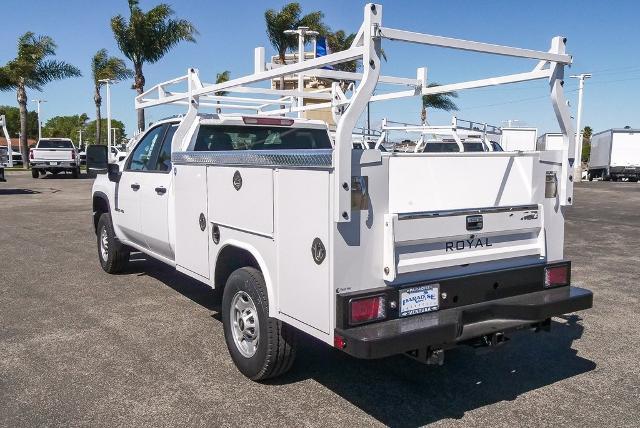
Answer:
399;284;439;317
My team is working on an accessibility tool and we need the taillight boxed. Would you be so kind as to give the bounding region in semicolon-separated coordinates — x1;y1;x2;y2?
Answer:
545;264;570;288
29;150;33;160
350;295;386;325
71;150;76;160
242;116;294;126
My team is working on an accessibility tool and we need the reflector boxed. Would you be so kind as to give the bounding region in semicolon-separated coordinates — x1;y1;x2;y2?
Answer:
350;295;386;324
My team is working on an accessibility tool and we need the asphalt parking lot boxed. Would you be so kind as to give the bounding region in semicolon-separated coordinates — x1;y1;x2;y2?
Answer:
1;171;639;427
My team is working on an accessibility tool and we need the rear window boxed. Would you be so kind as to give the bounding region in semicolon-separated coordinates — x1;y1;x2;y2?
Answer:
38;140;73;149
193;125;332;151
423;141;486;152
462;142;486;152
423;142;460;152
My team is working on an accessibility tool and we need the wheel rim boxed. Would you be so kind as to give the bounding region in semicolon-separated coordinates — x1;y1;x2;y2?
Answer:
230;291;260;358
99;226;109;261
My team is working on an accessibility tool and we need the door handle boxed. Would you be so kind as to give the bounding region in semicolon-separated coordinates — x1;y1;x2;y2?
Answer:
155;186;167;195
131;183;140;191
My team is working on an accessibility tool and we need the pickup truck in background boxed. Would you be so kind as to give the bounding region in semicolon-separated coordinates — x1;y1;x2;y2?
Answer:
30;138;80;178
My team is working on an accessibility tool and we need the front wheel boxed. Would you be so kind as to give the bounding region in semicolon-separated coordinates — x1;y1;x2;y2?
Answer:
31;169;39;179
96;213;130;274
222;267;297;381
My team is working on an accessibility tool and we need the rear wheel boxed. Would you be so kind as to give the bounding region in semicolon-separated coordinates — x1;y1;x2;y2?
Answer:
31;169;39;178
222;267;297;381
72;167;79;178
97;213;130;274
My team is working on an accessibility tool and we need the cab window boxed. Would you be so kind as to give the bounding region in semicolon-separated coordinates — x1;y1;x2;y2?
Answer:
126;125;166;171
155;124;178;172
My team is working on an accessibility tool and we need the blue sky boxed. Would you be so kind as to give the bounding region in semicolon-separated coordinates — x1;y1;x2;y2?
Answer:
1;0;639;138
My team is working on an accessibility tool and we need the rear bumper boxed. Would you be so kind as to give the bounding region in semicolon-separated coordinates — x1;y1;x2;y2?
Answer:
335;286;592;359
31;161;77;169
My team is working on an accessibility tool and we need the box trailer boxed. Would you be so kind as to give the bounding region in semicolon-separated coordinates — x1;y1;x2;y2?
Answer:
588;129;640;181
501;127;538;151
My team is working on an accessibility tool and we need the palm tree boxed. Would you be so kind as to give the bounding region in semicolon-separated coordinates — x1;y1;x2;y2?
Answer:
327;31;357;72
214;71;230;114
111;0;197;132
421;83;459;124
92;49;133;145
264;3;327;92
0;32;81;167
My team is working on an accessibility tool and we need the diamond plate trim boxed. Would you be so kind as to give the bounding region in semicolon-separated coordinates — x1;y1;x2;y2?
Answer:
172;149;333;169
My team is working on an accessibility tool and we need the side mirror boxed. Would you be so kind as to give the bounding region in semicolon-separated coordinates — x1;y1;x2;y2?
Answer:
87;145;108;173
107;163;121;183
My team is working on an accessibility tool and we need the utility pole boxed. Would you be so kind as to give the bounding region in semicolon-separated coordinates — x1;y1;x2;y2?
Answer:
570;73;591;182
77;128;83;149
32;99;47;140
284;26;319;117
98;79;113;155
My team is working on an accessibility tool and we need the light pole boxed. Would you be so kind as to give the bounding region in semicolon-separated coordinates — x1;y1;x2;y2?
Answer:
32;99;47;140
98;79;114;154
570;73;591;182
284;26;319;116
112;128;119;147
77;128;83;149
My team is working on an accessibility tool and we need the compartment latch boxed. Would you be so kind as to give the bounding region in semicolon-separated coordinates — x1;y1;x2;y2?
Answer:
466;215;483;231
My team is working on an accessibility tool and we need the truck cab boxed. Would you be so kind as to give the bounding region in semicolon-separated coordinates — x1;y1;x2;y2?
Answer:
89;3;592;381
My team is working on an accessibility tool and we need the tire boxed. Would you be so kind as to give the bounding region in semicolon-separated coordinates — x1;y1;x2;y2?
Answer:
588;172;593;182
31;169;39;179
222;267;297;381
72;167;79;179
96;213;130;274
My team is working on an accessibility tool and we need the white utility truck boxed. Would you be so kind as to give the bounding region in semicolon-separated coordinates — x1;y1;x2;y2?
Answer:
588;128;640;182
0;147;7;182
30;138;81;178
500;127;538;151
0;115;12;182
87;4;592;381
379;117;503;153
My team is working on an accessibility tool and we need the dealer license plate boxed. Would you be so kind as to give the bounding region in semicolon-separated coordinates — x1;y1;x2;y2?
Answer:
400;284;439;317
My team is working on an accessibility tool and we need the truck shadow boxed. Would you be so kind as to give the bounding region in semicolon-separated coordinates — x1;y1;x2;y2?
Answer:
0;188;42;195
39;173;93;180
132;256;595;428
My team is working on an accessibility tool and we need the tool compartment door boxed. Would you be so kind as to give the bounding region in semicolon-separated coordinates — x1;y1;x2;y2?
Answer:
275;169;330;335
175;165;210;279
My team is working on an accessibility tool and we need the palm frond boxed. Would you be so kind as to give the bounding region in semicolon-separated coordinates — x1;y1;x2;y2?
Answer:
422;82;459;111
30;60;81;88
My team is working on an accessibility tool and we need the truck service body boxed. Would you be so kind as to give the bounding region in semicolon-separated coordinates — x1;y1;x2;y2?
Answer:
588;129;640;181
89;4;591;380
